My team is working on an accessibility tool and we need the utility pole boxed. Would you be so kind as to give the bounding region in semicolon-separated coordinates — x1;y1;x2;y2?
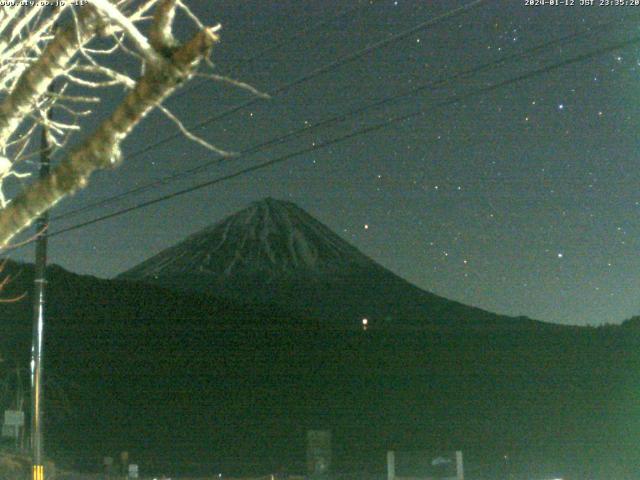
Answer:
14;363;24;451
31;98;53;480
16;364;25;451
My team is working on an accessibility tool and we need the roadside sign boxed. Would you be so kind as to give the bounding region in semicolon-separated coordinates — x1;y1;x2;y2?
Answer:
4;410;24;426
128;463;139;478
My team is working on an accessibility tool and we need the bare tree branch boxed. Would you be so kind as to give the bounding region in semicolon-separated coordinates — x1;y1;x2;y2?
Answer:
91;0;162;64
196;72;271;99
149;0;178;53
0;24;221;247
158;104;236;156
0;5;102;148
0;1;249;247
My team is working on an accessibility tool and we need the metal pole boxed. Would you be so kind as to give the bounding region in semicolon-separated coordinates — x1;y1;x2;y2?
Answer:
455;451;464;480
387;451;395;480
16;364;24;451
31;95;53;480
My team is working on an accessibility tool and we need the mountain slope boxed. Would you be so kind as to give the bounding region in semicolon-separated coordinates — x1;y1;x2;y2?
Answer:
119;198;542;329
1;265;638;478
122;197;373;278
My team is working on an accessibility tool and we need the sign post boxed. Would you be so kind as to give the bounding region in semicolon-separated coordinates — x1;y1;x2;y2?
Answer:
3;410;24;448
455;451;464;480
387;451;396;480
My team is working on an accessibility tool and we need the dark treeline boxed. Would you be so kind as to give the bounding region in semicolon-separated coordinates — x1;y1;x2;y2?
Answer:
1;261;639;479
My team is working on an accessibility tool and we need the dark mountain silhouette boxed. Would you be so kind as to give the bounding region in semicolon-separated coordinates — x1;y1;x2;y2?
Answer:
0;202;638;478
119;198;542;330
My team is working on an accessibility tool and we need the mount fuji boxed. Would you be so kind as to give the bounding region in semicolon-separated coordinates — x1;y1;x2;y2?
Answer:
1;200;630;476
119;197;540;329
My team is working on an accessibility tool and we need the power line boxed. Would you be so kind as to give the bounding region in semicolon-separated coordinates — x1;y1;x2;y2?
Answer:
43;34;640;241
51;0;489;222
169;0;384;102
117;0;488;161
52;13;635;222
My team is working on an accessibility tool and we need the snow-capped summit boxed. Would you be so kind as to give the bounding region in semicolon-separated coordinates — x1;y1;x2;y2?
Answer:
119;198;539;328
121;197;374;280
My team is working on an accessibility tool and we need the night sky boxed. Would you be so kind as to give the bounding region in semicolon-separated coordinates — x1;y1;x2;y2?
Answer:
10;0;640;326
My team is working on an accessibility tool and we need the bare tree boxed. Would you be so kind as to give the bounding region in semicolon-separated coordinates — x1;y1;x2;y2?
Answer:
0;0;240;247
